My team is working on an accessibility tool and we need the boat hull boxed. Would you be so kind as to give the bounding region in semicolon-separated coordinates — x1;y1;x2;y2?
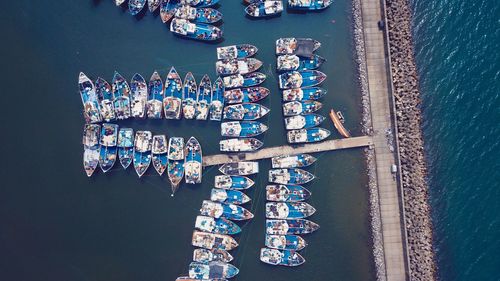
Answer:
266;219;320;235
214;175;255;190
266;184;312;202
260;248;305;267
287;127;331;144
265;234;307;250
152;153;168;175
119;147;133;169
195;215;242;235
211;188;251;205
265;202;316;219
268;168;315;185
99;146;117;173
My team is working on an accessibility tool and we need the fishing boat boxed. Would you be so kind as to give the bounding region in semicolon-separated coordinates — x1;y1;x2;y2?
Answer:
282;100;322;116
287;0;333;10
266;184;312;202
129;0;146;15
200;200;254;221
79;72;101;124
99;123;118;173
282;87;326;101
83;124;100;177
221;121;268;137
170;18;223;41
223;87;269;104
184;137;202;184
276;37;321;56
192;231;238;251
188;262;238;280
174;5;223;24
268;168;315;185
265;234;307;251
147;71;164;119
176;277;227;281
219;138;263;152
167;137;185;194
160;0;180;23
152;135;168;176
329;109;351;138
222;72;266;89
163;67;183;119
115;0;127;6
148;0;161;12
265;202;316;219
223;103;270;120
266;219;320;235
95;77;115;122
133;131;152;177
214;175;255;190
193;248;234;263
284;114;325;130
112;71;131;120
195;215;242;235
130;73;148;119
219;162;259;176
245;1;283;18
277;54;326;71
272;154;316;168
183;0;220;8
278;70;327;89
211;188;251;205
196;75;211;120
117;128;134;169
182;72;197;119
260;248;305;267
215;58;263;76
217;44;258;60
287;127;331;144
209;77;224;121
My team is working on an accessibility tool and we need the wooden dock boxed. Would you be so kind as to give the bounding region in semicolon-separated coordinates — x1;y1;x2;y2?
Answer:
203;136;372;167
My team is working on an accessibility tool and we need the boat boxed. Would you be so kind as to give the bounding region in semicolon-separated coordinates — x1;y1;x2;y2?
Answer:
287;0;333;10
174;5;223;24
184;136;202;184
147;71;164;119
217;44;258;60
260;248;305;267
278;70;327;89
83;124;100;177
282;87;327;101
284;114;325;130
129;0;146;15
287;127;331;144
170;18;223;41
265;234;307;250
266;184;312;202
182;0;220;8
196;75;211;120
219;162;259;176
152;135;168;176
209;77;225;121
214;175;255;190
215;58;263;76
188;262;238;280
245;1;283;18
79;72;101;124
219;138;263;152
99;123;118;173
223;103;270;120
222;72;266;89
223;87;269;104
282;100;322;116
221;121;268;137
272;154;316;168
200;200;254;221
211;188;251;205
95;77;115;122
160;0;180;23
182;72;197;119
117;128;134;169
112;71;131;120
329;109;351;138
192;231;238;251
276;37;321;56
277;54;326;71
266;219;320;235
130;73;148;119
176;277;227;281
133;131;152;177
167;137;185;194
148;0;161;12
163;67;183;119
265;202;316;219
115;0;127;6
195;215;242;235
193;248;234;263
268;168;315;185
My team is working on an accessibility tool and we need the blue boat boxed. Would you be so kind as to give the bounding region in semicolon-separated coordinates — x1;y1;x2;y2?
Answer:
130;73;148;119
245;0;283;18
287;127;331;144
133;131;152;177
192;231;238;251
272;154;317;168
83;124;101;177
223;103;270;120
170;18;222;41
209;77;225;121
287;0;333;10
266;219;320;235
265;234;307;251
222;72;266;89
147;71;164;119
184;0;220;8
265;202;316;219
184;137;202;184
128;0;146;15
276;37;321;56
210;188;251;205
167;137;185;194
148;0;161;12
174;5;222;24
279;70;327;89
182;72;197;119
200;200;254;221
163;67;183;119
152;135;168;176
260;248;305;267
78;72;101;124
193;248;234;263
188;262;238;280
217;44;258;60
219;138;263;152
195;215;242;235
268;168;315;185
99;123;118;173
266;185;312;202
282;100;322;116
221;121;268;137
284;114;325;130
282;87;327;101
196;75;211;120
112;71;131;120
95;77;115;122
160;0;180;23
223;87;269;104
216;58;263;76
277;54;326;71
214;175;255;190
117;128;134;169
219;162;259;176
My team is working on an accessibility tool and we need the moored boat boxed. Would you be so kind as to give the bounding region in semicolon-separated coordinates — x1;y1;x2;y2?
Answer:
278;70;327;89
265;234;307;251
216;58;263;76
184;136;202;184
211;188;251;205
160;0;180;23
265;202;316;219
277;54;326;71
200;200;254;220
276;37;321;56
99;123;118;173
130;73;148;118
148;0;161;12
152;135;168;176
217;44;258;60
95;77;115;122
223;87;269;104
245;1;283;18
195;215;242;235
83;124;101;177
282;87;327;101
219;138;263;152
266;219;320;235
287;127;331;144
266;185;311;202
163;67;183;119
116;0;127;6
219;162;259;176
284;114;325;130
268;168;315;185
183;0;220;8
192;231;238;251
112;71;131;120
188;262;238;280
222;72;266;89
214;175;255;190
175;5;222;24
79;72;101;124
167;137;185;194
271;154;316;168
147;71;164;119
182;72;197;119
282;100;322;116
221;121;268;137
260;248;305;267
287;0;333;10
196;75;212;120
117;128;134;169
193;248;234;263
176;277;227;281
170;18;223;41
129;0;146;15
223;103;270;120
133;131;153;177
209;77;225;121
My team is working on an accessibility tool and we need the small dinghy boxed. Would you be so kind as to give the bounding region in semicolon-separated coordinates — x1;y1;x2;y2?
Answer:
79;72;101;124
95;77;115;122
279;70;327;89
223;103;270;121
195;215;242;235
282;100;322;116
287;127;331;144
282;87;327;101
211;188;251;205
272;154;316;168
219;161;259;176
193;248;234;263
214;175;255;190
112;71;131;120
196;75;212;120
130;73;148;119
260;248;305;267
147;71;164;119
200;200;254;220
217;44;258;60
192;231;238;251
266;219;320;235
209;77;225;121
182;72;197;119
133;131;152;177
189;262;238;280
223;87;269;104
117;128;134;169
222;72;266;89
184;136;203;184
265;234;307;250
167;137;185;194
245;1;283;18
152;135;168;175
148;0;161;12
170;18;223;41
219;138;263;152
216;58;263;76
83;124;101;177
221;121;268;137
277;54;326;71
276;37;321;56
160;0;180;23
175;5;222;24
164;67;183;119
183;0;220;8
269;168;315;185
265;202;316;219
129;0;146;15
266;184;312;202
287;0;333;10
116;0;127;6
284;114;325;130
99;123;119;173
